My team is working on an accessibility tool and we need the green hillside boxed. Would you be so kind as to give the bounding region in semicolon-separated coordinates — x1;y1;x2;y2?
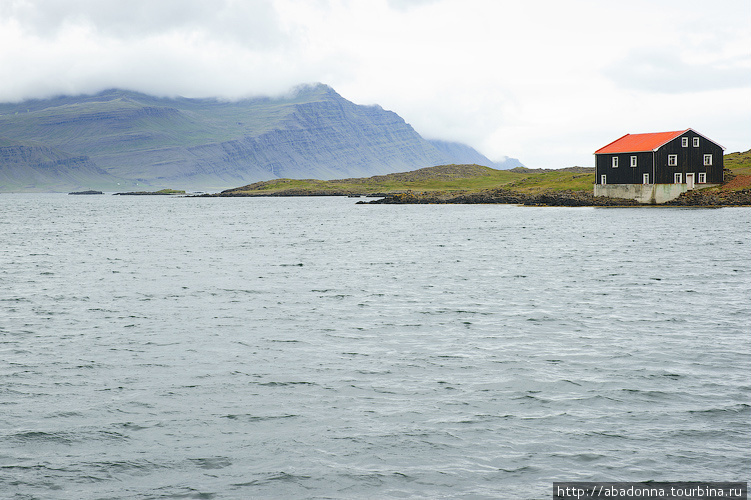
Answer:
216;164;595;196
217;149;750;198
721;149;751;190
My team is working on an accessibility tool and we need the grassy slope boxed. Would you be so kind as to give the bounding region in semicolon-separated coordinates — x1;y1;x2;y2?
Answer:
221;164;521;194
498;169;594;193
221;149;751;196
725;150;751;175
220;164;594;195
720;150;751;190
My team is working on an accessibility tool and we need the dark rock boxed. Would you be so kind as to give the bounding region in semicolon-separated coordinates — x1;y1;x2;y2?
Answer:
664;188;751;206
365;189;640;206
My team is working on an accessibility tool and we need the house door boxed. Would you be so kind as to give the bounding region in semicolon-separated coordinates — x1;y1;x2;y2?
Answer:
686;173;695;189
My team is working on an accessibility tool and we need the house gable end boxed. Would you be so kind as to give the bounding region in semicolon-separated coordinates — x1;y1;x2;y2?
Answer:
683;128;725;151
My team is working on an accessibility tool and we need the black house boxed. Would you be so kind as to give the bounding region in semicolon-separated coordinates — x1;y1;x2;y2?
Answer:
594;129;724;188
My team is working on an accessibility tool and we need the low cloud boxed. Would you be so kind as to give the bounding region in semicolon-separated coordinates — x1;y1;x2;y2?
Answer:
1;0;749;168
605;49;751;94
0;0;287;47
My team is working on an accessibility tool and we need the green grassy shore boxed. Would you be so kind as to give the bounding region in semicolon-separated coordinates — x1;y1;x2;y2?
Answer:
214;165;596;197
209;150;751;206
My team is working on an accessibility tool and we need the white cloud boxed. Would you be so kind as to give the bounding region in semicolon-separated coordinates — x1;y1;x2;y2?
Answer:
1;0;749;168
0;0;286;45
604;48;751;93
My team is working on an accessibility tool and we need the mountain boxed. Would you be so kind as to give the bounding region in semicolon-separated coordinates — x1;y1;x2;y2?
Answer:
0;137;131;192
0;84;521;192
492;157;525;170
428;139;497;167
428;139;524;169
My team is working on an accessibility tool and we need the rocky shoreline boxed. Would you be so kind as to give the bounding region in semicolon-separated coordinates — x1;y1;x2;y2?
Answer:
203;189;359;197
361;189;642;206
206;186;751;206
664;188;751;206
360;187;751;207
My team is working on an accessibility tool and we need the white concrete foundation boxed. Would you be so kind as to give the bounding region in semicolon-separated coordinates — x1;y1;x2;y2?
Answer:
593;184;719;204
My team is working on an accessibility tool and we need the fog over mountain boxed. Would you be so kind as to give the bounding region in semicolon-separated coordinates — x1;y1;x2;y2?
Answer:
0;84;521;192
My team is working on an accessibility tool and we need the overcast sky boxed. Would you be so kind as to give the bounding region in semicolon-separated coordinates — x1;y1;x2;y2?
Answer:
1;0;749;168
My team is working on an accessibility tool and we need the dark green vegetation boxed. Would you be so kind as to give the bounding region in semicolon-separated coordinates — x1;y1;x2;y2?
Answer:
0;85;519;192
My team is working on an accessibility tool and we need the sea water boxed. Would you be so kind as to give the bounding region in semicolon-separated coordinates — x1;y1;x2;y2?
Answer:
1;194;749;499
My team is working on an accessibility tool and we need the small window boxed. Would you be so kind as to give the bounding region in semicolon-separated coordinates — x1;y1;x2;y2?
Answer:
698;172;706;183
611;157;618;168
643;173;649;184
682;137;688;147
601;175;607;185
674;173;682;184
693;137;700;147
630;156;637;167
704;154;712;166
668;155;678;166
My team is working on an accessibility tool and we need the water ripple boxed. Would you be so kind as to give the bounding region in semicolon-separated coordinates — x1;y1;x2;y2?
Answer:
0;195;748;499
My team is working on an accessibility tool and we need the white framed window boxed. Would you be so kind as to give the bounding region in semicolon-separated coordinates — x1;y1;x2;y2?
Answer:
601;175;607;185
693;137;700;147
704;154;712;166
611;156;618;168
698;172;706;183
668;155;678;166
682;137;688;147
630;156;637;167
643;173;649;184
674;173;682;184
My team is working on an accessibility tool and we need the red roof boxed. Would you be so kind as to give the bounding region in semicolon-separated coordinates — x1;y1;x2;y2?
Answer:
595;130;688;154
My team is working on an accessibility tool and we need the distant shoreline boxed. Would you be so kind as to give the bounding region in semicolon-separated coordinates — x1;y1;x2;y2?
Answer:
113;189;186;196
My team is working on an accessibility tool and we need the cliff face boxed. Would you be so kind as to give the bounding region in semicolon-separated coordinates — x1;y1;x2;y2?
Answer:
0;84;517;191
185;95;449;182
0;138;127;192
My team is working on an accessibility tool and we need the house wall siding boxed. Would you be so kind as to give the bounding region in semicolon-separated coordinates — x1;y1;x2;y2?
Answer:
654;132;723;184
595;152;653;184
595;131;723;185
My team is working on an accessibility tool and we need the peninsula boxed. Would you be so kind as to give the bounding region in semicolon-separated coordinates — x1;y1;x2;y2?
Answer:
205;149;751;206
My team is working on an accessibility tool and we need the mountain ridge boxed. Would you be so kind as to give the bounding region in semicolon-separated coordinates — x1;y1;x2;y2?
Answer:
0;84;523;192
